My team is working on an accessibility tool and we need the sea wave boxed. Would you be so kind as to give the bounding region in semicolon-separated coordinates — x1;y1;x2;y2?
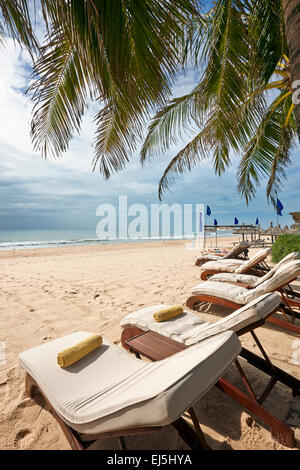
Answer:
0;232;233;250
0;238;108;250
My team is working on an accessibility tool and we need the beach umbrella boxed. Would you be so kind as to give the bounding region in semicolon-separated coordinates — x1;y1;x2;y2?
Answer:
206;205;211;216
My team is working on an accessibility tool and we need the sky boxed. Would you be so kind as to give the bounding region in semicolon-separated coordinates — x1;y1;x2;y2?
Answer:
0;6;299;235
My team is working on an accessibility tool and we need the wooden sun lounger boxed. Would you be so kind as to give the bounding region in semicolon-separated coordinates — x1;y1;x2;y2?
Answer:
121;306;299;449
200;266;268;281
186;280;300;335
200;256;271;281
195;242;250;266
25;374;208;450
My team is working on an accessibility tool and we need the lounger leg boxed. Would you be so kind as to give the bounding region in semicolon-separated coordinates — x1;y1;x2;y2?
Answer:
279;292;296;324
188;407;211;450
267;315;300;335
117;437;127;450
171;416;208;450
234;359;257;402
217;378;295;448
240;346;300;397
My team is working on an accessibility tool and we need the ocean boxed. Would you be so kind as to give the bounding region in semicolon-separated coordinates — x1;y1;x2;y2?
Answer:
0;229;234;251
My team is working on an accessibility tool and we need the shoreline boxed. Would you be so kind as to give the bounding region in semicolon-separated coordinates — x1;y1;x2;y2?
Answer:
0;233;237;252
0;235;240;259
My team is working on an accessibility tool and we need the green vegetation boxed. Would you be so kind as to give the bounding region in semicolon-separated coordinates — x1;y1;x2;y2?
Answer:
271;234;300;262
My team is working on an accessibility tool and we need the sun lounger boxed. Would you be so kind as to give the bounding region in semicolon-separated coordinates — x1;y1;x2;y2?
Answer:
19;330;241;450
206;252;300;289
120;293;299;448
195;241;250;266
250;238;267;247
186;260;300;334
199;248;272;280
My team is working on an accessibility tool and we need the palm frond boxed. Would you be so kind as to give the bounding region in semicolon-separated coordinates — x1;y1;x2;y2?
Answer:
158;127;212;199
180;7;213;67
29;27;90;157
249;0;287;86
143;0;252;185
140;81;206;163
237;91;296;203
29;0;200;175
0;0;39;53
93;94;142;178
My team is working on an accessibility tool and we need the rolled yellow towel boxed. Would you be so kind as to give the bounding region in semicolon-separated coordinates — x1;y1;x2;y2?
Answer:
153;306;184;322
57;334;103;368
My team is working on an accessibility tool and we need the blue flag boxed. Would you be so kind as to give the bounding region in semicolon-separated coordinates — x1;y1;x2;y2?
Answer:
206;205;211;216
255;217;259;225
276;198;284;216
214;219;218;226
234;217;239;225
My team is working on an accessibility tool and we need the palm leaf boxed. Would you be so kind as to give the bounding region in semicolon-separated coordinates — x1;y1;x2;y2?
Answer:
29;0;199;175
158;127;211;199
29;27;90;157
237;91;296;204
0;0;39;53
141;81;206;163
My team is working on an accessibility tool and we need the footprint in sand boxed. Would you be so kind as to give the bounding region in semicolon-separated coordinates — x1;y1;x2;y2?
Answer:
14;428;31;448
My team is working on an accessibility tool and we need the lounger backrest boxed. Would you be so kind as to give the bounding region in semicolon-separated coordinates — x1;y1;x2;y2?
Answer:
251;251;300;288
246;260;300;302
234;248;271;274
186;293;281;342
223;241;250;259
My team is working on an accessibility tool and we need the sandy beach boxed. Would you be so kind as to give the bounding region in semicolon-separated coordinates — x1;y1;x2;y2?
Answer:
0;236;299;450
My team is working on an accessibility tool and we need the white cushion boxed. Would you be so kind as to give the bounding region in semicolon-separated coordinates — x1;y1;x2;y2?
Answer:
208;273;259;287
234;248;271;274
120;293;281;346
19;331;241;434
199;260;245;273
191;281;249;304
250;252;300;287
196;242;250;265
196;254;227;265
200;248;271;274
223;242;250;259
192;260;300;304
247;260;300;301
208;252;300;288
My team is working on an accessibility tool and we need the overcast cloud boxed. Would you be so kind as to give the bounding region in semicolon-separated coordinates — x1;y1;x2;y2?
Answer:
0;30;299;232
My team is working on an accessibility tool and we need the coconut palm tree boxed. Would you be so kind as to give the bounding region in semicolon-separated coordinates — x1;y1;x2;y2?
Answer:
140;0;298;205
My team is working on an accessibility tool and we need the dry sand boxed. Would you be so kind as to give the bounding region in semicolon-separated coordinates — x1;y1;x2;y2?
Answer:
0;236;299;450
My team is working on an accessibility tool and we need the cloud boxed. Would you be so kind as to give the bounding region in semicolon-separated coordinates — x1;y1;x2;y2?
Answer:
0;33;299;232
